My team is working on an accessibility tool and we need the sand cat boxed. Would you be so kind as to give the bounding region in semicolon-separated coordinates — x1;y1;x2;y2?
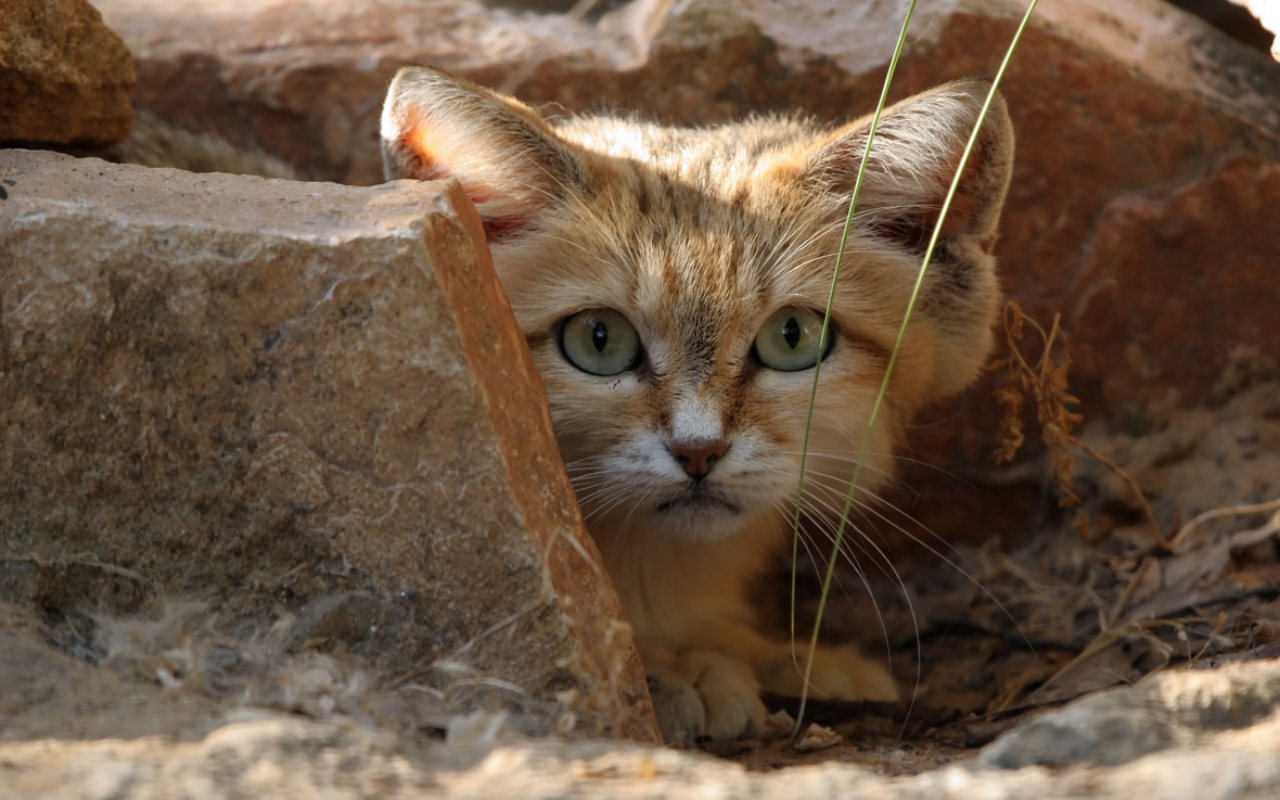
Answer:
380;67;1014;742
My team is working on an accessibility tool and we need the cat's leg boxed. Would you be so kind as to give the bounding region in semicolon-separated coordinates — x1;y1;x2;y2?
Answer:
756;642;900;703
646;665;705;743
644;624;899;743
643;647;767;743
701;623;900;704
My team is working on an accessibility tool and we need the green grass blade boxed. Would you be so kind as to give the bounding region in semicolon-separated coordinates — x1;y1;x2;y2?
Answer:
789;0;919;669
792;0;1042;735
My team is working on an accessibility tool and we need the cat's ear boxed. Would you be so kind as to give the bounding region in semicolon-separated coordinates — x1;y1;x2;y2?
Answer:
803;80;1014;255
797;82;1015;400
381;66;582;240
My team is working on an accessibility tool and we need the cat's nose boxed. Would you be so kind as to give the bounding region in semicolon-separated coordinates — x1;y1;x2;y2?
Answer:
667;439;730;481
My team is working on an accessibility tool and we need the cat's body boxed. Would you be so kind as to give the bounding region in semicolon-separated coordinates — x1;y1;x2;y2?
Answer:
381;68;1014;742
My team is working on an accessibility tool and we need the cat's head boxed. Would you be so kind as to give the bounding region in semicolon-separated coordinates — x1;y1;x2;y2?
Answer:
382;67;1014;545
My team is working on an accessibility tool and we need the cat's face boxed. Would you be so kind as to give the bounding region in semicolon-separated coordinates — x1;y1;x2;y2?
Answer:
497;156;910;543
381;68;1014;544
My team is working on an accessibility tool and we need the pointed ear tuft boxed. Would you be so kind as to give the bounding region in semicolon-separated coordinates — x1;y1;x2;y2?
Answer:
806;80;1014;254
381;66;582;241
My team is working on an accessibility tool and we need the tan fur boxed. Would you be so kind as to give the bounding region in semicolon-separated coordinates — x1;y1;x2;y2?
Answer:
382;67;1015;743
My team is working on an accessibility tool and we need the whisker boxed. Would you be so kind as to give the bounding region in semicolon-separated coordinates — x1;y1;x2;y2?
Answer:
798;482;924;731
839;491;1036;657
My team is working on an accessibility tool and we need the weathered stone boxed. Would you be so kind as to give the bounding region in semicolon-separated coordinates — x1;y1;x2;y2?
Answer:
3;659;1280;798
1071;158;1280;413
979;660;1280;769
0;0;135;145
94;0;1280;546
0;148;656;742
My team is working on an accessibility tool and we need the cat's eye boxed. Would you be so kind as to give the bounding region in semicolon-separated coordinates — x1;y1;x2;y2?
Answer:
753;307;833;372
559;308;642;376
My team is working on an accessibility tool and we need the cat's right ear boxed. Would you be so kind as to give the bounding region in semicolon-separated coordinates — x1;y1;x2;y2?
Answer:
381;66;582;241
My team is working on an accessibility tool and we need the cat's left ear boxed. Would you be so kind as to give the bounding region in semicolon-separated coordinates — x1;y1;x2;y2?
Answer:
797;81;1015;399
381;66;582;240
803;80;1014;253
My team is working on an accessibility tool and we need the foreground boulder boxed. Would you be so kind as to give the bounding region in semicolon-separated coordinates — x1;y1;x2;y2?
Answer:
0;0;135;144
96;0;1280;543
0;149;657;742
3;656;1278;798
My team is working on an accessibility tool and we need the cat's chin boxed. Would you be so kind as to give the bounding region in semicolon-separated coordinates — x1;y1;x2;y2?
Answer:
649;490;755;542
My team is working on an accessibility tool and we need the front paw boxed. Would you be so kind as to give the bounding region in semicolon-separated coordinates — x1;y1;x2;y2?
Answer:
759;644;899;703
647;655;767;744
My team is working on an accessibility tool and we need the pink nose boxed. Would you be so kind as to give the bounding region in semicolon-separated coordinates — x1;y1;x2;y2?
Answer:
668;439;730;481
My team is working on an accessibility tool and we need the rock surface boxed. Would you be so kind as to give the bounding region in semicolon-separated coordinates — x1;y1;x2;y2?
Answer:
979;659;1280;769
0;148;656;742
3;658;1279;798
1071;158;1280;414
94;0;1280;546
0;0;135;145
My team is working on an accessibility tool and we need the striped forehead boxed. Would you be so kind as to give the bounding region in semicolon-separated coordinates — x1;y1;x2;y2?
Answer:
620;195;766;378
565;124;848;375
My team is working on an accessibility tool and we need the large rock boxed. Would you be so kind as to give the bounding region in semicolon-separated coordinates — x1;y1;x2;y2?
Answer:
979;659;1280;769
95;0;1280;545
0;149;657;742
0;0;135;145
3;659;1279;798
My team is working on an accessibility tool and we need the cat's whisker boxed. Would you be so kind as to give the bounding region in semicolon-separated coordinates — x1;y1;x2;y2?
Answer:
565;472;615;489
563;460;610;473
799;469;1026;672
800;443;979;570
818;428;974;486
833;491;1034;654
562;455;617;472
788;513;831;586
573;485;625;508
793;495;897;670
797;487;888;570
568;476;611;488
791;502;863;606
794;486;921;686
779;448;909;486
618;486;660;533
578;481;648;524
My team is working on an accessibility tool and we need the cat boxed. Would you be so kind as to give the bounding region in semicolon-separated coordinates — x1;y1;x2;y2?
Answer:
380;66;1014;743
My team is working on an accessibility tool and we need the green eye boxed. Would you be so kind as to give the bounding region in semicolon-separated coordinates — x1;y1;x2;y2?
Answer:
753;307;832;371
559;308;642;376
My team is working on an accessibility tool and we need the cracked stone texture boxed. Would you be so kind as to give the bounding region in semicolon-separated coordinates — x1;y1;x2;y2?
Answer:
0;148;657;743
3;658;1279;799
94;0;1280;545
0;0;135;145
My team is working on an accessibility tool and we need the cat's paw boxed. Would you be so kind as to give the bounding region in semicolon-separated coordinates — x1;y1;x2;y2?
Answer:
647;656;767;744
647;667;705;744
759;644;899;703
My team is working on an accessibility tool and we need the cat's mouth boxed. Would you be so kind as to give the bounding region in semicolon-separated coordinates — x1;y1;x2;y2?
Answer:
655;488;740;516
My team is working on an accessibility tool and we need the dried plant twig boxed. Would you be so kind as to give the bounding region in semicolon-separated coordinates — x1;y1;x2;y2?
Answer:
991;301;1164;544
